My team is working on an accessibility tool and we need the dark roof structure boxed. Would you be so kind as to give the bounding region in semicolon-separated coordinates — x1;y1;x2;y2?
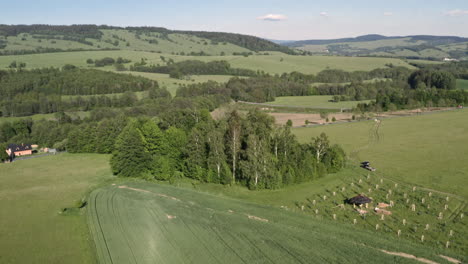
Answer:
7;143;32;152
347;194;372;205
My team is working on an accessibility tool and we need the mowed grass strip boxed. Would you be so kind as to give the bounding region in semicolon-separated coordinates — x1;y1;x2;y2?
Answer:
88;182;451;264
0;154;113;264
293;108;468;197
268;96;371;109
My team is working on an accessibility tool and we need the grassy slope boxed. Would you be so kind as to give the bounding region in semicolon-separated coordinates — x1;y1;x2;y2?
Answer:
268;95;371;109
1;29;250;55
0;111;89;124
293;109;468;197
89;181;458;264
0;50;416;74
0;154;113;264
456;79;468;90
117;71;236;96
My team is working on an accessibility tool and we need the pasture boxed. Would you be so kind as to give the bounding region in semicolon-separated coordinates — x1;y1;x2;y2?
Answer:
0;50;415;75
1;29;250;55
267;96;371;109
0;111;89;124
293;108;468;197
0;154;113;264
88;181;463;264
118;71;236;96
457;79;468;90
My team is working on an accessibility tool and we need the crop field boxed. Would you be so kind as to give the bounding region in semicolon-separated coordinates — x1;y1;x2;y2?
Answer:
457;79;468;90
0;154;113;264
293;108;468;196
268;96;371;109
87;181;463;264
0;50;415;75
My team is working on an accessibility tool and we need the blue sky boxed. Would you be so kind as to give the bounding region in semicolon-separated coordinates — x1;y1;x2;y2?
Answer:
1;0;467;40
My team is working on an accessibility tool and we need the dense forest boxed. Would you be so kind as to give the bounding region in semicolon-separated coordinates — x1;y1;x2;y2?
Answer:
130;59;258;78
0;108;344;190
0;68;158;116
2;64;467;117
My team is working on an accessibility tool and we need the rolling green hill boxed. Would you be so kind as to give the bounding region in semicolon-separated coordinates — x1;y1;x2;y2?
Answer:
0;24;293;55
288;34;468;60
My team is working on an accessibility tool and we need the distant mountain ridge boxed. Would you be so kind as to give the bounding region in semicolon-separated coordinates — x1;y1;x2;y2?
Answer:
286;34;468;47
285;34;468;60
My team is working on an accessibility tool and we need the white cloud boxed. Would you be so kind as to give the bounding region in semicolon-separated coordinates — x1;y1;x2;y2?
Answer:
320;12;329;17
383;12;393;16
444;9;468;16
257;14;287;21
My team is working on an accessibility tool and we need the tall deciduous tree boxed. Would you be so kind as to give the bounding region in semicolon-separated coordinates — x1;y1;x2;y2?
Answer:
312;132;330;163
225;111;241;183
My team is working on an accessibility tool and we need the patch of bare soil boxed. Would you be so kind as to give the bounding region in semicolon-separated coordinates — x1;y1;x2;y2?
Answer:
380;249;439;264
377;202;390;208
270;112;353;126
246;214;269;222
166;214;177;220
439;255;461;264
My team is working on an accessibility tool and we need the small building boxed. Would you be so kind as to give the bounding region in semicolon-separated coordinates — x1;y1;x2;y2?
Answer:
6;143;33;158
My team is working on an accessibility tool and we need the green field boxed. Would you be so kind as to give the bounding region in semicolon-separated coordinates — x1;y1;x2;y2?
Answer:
0;111;89;123
293;109;468;197
0;50;415;75
457;79;468;90
118;71;236;96
0;154;113;264
88;181;462;264
267;96;371;109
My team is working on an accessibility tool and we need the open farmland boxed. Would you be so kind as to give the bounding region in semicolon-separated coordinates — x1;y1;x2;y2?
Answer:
293;108;468;196
118;71;236;96
0;50;415;75
267;96;371;109
0;154;113;264
457;79;468;90
88;182;463;264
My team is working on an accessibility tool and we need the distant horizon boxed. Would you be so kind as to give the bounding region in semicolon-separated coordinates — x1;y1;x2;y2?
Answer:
2;23;468;42
1;0;467;40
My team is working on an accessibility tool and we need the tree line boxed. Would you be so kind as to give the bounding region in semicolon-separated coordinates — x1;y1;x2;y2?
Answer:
130;59;258;78
0;108;345;190
0;68;156;117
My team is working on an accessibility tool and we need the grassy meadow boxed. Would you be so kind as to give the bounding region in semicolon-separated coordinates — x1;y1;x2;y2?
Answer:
88;181;463;264
267;96;371;109
0;111;89;124
293;109;468;197
1;29;250;55
118;71;236;96
457;79;468;90
0;50;415;75
0;154;113;264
